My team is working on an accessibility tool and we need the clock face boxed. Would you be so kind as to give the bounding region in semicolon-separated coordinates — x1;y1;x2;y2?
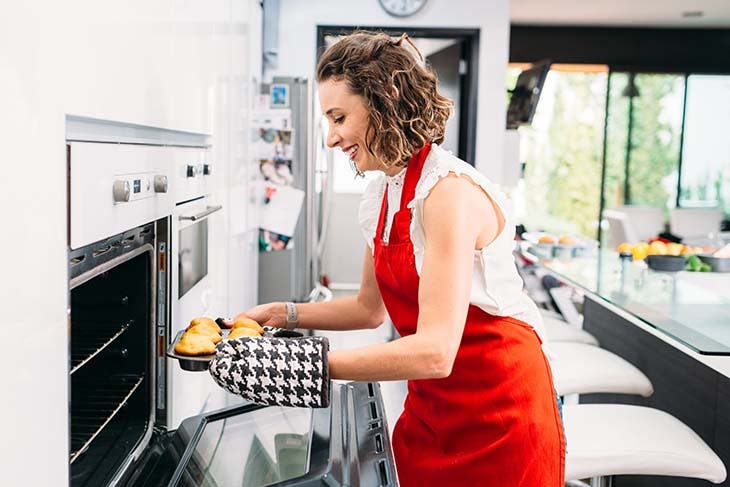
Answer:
378;0;427;17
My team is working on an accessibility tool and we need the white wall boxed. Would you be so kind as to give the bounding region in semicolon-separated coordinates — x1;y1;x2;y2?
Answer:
270;0;510;181
0;1;260;485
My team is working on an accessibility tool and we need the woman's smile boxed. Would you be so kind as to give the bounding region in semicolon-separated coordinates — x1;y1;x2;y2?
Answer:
343;144;359;162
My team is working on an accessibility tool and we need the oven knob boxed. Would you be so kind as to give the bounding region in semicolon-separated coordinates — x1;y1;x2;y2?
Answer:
112;180;131;202
203;164;212;175
187;164;203;178
153;175;168;193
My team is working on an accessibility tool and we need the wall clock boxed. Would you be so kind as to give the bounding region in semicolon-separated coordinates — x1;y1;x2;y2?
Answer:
378;0;427;17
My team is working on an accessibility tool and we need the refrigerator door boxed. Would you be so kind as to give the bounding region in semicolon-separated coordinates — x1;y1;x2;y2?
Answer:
258;77;316;304
123;382;397;487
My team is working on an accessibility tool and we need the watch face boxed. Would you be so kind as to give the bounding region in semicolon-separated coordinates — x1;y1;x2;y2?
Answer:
378;0;427;17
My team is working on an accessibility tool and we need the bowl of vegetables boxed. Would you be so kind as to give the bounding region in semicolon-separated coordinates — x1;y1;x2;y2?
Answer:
685;254;713;273
696;244;730;272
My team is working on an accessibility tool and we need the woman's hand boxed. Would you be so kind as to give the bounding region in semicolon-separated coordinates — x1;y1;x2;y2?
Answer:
222;302;287;329
209;335;330;408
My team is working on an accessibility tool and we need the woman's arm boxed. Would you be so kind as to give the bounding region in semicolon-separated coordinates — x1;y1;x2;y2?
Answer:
236;250;387;331
296;250;386;330
329;174;496;381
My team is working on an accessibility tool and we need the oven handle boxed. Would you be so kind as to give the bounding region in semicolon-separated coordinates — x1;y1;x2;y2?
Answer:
178;204;223;221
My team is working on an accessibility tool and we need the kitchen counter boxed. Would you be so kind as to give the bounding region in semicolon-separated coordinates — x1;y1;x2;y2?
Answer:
535;248;730;355
521;244;730;378
524;246;730;486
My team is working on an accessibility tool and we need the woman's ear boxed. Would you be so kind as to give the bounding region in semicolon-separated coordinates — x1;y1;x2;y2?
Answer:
391;85;399;99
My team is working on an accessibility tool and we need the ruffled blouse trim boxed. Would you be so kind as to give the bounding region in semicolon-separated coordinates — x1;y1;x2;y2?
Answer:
406;144;508;215
406;144;512;271
358;174;386;253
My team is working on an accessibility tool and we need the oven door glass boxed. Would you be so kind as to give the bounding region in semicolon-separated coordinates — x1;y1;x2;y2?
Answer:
124;382;398;487
182;406;314;486
178;218;208;298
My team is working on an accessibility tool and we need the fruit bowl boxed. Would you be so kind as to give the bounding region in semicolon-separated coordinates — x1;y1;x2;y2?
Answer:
645;254;687;272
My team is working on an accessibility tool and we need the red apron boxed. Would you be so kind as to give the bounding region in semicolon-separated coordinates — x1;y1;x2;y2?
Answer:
373;143;565;487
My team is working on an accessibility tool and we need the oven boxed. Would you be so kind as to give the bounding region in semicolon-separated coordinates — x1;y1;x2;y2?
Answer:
68;139;176;486
168;150;229;428
67;126;397;487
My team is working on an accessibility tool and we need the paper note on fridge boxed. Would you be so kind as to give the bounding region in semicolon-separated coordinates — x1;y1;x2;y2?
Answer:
259;182;305;237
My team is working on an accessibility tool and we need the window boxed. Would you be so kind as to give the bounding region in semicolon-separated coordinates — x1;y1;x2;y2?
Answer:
512;66;608;238
679;75;730;214
604;73;685;214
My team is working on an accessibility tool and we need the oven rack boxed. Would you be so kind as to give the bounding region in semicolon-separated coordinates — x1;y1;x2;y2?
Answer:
70;320;132;375
70;373;144;464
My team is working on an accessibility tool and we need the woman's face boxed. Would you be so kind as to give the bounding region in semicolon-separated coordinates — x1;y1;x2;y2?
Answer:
319;79;388;175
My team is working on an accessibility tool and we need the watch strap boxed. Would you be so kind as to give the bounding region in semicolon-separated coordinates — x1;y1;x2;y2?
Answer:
285;301;299;330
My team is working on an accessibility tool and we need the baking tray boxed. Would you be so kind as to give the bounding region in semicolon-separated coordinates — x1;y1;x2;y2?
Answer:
166;327;304;372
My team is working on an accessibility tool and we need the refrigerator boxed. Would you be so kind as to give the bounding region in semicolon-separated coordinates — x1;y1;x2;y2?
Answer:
257;76;333;305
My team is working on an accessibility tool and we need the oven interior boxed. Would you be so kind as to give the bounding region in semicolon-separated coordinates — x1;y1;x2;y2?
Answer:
69;229;156;487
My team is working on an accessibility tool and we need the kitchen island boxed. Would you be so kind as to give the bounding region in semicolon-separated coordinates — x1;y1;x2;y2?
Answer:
525;248;730;486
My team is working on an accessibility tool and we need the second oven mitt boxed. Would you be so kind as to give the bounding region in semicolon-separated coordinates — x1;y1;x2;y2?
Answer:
208;335;330;408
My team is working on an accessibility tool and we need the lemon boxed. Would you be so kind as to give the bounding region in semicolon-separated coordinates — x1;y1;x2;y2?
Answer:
617;242;632;253
649;241;668;256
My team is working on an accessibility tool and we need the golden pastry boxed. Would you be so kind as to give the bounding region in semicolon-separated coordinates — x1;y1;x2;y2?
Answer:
232;317;264;335
187;325;223;344
538;234;557;244
558;235;576;245
174;333;216;356
186;320;221;335
228;327;261;339
189;317;220;331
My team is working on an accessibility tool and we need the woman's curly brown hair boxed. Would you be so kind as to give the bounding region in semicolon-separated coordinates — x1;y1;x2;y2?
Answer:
316;30;453;167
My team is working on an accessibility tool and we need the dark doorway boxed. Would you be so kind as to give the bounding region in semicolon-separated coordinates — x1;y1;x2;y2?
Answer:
316;26;480;165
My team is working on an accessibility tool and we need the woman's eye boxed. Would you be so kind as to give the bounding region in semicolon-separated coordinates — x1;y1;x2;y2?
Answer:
333;116;344;124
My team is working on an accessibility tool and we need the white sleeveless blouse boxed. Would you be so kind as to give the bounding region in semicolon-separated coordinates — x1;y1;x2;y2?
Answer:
358;143;545;339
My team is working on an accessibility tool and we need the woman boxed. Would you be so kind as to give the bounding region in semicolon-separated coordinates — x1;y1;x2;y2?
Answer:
214;31;565;486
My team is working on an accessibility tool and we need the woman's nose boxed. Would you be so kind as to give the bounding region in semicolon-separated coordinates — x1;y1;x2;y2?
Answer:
326;126;340;149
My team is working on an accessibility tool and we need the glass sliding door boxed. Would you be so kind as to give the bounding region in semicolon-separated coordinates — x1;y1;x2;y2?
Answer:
514;67;608;239
679;75;730;215
604;72;685;214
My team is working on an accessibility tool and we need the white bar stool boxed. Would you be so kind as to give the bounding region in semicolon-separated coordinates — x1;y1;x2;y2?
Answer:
564;404;727;485
542;314;599;346
549;342;653;397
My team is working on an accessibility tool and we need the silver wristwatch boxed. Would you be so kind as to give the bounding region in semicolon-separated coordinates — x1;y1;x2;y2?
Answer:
284;301;299;330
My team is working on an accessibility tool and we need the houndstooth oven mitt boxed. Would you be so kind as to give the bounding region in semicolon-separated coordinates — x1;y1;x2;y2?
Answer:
208;335;330;408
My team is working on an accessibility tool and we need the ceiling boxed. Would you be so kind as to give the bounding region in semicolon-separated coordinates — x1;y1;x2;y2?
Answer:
511;0;730;28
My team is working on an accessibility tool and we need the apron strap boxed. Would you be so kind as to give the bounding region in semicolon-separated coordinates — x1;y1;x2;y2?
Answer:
400;142;431;211
374;142;432;245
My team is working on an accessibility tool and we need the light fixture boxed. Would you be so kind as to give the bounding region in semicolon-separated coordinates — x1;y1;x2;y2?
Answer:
621;73;640;98
682;11;704;18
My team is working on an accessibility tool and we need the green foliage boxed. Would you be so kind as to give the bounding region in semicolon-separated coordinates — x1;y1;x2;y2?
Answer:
521;71;606;238
520;70;686;242
605;74;683;215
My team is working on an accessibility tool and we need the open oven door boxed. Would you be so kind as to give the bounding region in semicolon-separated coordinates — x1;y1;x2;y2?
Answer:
120;381;398;487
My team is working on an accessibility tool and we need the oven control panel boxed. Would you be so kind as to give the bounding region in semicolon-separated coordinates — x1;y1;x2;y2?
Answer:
174;149;212;203
70;142;177;249
113;173;168;203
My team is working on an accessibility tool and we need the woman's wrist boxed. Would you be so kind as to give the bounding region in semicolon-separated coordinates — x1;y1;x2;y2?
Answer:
268;302;288;328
